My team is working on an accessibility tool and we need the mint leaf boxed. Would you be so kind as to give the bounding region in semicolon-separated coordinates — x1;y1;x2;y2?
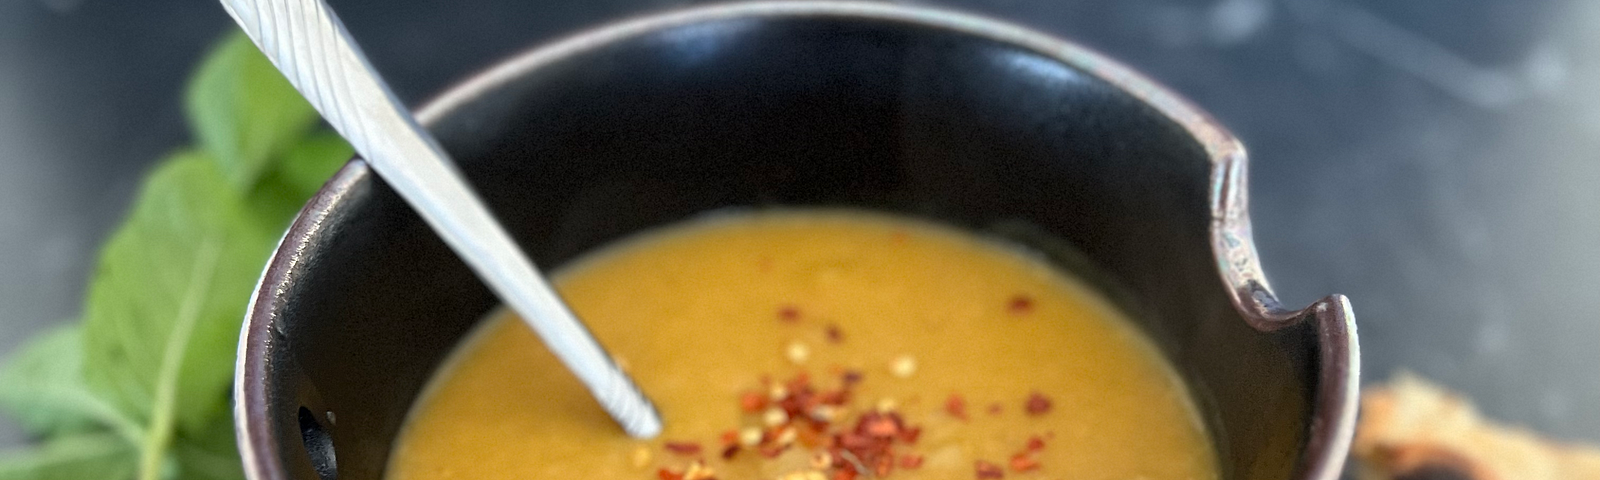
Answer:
185;32;319;188
0;433;136;480
79;152;279;445
0;31;351;480
169;417;244;480
244;132;354;225
0;325;138;441
274;132;353;199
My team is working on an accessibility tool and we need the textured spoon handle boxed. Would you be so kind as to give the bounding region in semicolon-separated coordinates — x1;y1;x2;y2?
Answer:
218;0;662;439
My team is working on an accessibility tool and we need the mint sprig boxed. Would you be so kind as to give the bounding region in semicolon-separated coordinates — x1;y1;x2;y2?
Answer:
0;31;352;480
186;34;324;188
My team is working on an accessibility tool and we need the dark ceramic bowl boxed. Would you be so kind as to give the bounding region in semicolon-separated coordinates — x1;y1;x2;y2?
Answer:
235;2;1359;480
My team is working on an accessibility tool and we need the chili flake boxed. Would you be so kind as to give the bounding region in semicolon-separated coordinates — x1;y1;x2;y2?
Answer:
1007;436;1047;472
988;403;1003;415
779;304;802;322
759;445;786;458
691;370;931;480
1008;453;1040;472
663;442;702;456
1007;295;1034;315
740;392;767;413
658;460;716;480
873;454;894;477
825;324;844;343
859;412;901;438
975;460;1005;479
898;426;921;444
1024;392;1052;416
945;394;969;420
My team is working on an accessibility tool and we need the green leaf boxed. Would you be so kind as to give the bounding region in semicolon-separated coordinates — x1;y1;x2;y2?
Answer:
274;132;353;199
78;152;279;448
0;32;349;480
244;132;354;225
0;433;136;480
169;418;243;480
0;325;139;442
185;32;318;188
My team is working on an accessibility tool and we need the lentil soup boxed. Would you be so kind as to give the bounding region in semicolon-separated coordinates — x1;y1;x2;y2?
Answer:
387;210;1217;480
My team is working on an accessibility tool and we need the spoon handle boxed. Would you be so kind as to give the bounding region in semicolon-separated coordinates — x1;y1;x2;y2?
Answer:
217;0;663;439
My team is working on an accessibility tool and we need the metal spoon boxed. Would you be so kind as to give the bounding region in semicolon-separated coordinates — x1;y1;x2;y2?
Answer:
216;0;663;438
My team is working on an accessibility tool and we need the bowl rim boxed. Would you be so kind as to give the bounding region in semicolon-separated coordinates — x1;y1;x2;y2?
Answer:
234;2;1359;479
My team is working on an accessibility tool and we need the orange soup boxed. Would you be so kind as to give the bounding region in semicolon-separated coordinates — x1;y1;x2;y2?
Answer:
388;210;1216;480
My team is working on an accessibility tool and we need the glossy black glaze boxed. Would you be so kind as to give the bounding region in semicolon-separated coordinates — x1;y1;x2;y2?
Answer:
239;4;1354;480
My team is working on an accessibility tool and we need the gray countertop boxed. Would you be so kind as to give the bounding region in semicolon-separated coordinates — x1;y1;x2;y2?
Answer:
2;0;1596;456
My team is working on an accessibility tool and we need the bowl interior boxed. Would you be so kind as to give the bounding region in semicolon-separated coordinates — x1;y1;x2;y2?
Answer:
254;7;1322;480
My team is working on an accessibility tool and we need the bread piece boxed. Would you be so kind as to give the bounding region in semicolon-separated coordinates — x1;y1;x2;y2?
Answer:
1352;373;1600;480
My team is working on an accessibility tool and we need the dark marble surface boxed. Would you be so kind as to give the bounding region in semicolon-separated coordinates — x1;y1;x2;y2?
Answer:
3;0;1596;460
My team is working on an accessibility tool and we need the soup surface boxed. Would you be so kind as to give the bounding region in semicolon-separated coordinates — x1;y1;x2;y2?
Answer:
388;210;1216;480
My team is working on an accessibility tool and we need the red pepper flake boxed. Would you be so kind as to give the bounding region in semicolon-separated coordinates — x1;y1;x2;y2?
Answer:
1008;453;1040;472
817;389;849;406
1007;295;1034;316
725;371;928;480
1026;436;1046;451
945;394;969;420
975;460;1005;479
859;413;901;438
874;455;894;477
890;231;909;244
663;442;702;456
788;372;813;390
659;461;717;480
740;391;767;412
837;432;876;449
897;426;921;444
758;445;786;458
778;304;802;322
988;403;1003;415
825;324;845;343
1024;392;1052;416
